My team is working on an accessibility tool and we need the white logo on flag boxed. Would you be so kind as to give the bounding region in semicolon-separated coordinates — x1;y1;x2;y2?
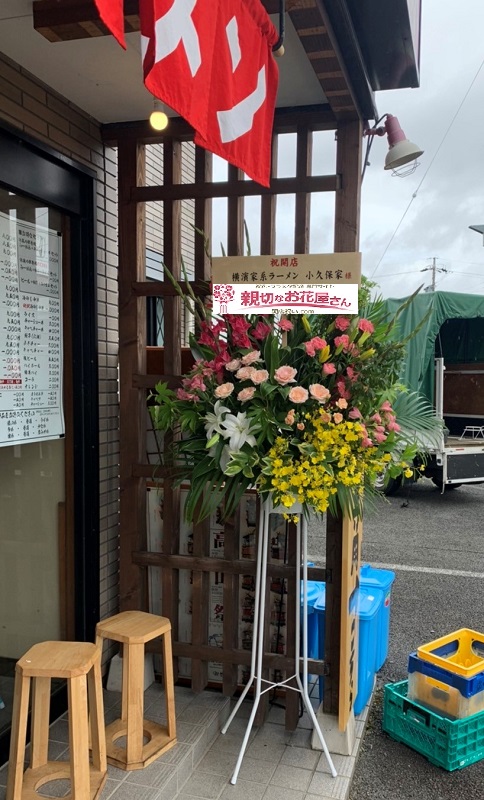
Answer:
154;0;201;77
225;16;241;72
217;66;266;143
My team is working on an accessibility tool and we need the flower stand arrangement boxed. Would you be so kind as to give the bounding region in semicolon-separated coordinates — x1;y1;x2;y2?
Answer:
149;275;441;782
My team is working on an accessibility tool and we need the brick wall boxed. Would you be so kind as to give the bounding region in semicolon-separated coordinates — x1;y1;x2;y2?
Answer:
0;52;120;650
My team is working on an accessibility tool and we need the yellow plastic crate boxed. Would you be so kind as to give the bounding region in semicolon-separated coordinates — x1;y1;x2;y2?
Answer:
418;629;484;678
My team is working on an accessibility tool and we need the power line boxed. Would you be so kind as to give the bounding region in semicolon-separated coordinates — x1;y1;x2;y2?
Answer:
369;57;484;279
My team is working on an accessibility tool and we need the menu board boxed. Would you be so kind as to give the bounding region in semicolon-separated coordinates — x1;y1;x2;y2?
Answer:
0;211;64;447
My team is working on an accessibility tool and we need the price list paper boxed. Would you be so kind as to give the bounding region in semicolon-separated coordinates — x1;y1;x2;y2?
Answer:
0;211;64;447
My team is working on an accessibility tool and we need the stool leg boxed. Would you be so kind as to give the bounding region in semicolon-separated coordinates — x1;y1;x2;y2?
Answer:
87;659;107;773
68;674;90;800
123;642;145;765
30;677;51;769
162;631;176;739
6;674;30;800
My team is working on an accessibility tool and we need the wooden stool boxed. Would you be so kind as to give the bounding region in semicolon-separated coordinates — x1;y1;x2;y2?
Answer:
7;641;107;800
95;611;176;770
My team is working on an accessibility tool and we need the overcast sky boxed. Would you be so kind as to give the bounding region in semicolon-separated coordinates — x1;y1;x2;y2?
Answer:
360;0;484;299
211;1;484;300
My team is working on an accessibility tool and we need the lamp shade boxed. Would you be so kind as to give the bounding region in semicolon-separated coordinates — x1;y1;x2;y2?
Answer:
383;114;423;171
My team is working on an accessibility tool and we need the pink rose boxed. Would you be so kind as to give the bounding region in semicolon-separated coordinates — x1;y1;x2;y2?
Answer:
226;359;241;372
309;383;330;403
288;386;309;404
214;382;234;399
251;369;269;385
319;411;331;424
278;317;294;331
334;316;351;331
323;362;336;375
358;318;374;334
348;407;362;419
336;397;348;409
236;366;256;381
297;422;305;431
285;410;295;425
333;412;343;424
238;387;256;403
274;366;297;385
241;350;261;366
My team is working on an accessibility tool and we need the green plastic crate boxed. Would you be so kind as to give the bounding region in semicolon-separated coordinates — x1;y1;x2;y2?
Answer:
383;680;484;771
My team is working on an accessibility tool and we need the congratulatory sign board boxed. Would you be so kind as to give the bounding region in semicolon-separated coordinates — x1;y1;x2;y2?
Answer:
211;253;361;315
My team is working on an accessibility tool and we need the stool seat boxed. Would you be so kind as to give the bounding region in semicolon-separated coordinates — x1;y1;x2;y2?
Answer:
96;611;171;644
7;641;106;800
96;611;176;770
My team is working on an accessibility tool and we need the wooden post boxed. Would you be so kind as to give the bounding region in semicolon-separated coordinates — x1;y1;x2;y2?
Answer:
118;137;147;610
324;118;362;716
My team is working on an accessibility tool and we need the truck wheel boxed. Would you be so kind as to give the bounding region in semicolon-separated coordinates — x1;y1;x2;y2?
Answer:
431;478;462;490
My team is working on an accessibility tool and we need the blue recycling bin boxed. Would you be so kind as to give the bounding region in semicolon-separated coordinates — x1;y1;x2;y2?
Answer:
359;563;396;670
305;581;383;715
302;580;325;662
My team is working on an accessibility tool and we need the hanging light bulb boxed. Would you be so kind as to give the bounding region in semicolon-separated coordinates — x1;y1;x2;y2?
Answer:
149;98;169;131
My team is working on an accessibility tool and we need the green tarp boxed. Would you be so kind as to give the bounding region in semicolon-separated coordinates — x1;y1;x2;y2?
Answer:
383;290;484;404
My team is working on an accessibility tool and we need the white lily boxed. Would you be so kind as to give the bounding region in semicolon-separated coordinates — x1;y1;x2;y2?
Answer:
219;412;259;451
204;400;231;440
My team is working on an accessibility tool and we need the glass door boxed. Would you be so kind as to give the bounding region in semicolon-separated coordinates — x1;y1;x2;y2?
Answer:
0;187;71;741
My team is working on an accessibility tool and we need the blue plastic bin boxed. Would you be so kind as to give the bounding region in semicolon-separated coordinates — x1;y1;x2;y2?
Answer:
306;582;383;715
360;563;395;670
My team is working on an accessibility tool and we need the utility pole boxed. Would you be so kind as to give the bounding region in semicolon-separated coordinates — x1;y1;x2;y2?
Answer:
421;257;448;291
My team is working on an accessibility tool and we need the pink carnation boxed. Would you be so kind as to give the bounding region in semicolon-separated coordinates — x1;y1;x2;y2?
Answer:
334;334;350;350
371;413;382;423
274;366;297;385
358;318;374;334
288;386;309;404
380;400;393;412
386;420;401;432
278;317;294;331
334;316;351;331
323;362;336;375
305;336;327;357
361;437;374;447
374;432;387;443
176;388;197;402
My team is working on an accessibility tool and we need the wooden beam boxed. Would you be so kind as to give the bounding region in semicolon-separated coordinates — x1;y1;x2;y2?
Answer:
33;0;139;40
132;174;339;203
334;118;362;252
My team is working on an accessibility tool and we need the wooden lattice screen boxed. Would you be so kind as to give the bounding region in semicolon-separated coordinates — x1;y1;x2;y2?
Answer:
103;107;362;728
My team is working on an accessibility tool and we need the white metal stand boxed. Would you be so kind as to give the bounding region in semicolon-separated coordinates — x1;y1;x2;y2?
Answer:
221;499;337;784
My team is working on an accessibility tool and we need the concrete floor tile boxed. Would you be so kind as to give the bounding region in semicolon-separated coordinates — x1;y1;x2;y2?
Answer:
316;753;356;778
245;739;286;763
124;761;176;788
178;705;218;726
288;727;312;748
262;785;305;800
219;778;266;800
280;745;319;770
176;722;206;745
0;787;5;800
237;756;277;784
307;772;350;799
104;782;163;800
254;722;291;744
269;763;312;792
181;771;227;799
195;750;239;778
156;742;192;766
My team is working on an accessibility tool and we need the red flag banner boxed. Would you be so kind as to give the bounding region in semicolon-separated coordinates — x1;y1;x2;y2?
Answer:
140;0;279;187
94;0;126;48
193;0;279;186
96;0;279;186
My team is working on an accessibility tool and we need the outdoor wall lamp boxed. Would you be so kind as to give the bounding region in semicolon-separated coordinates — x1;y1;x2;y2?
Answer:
363;114;423;177
149;97;169;131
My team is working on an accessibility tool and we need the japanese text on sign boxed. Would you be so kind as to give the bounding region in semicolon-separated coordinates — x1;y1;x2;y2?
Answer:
212;252;362;286
0;211;64;447
212;284;359;315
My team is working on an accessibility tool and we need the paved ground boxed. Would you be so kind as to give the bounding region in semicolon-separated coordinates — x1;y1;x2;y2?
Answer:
347;479;484;800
